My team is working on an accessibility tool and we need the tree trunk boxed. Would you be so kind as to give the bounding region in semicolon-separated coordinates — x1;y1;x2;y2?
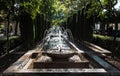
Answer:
80;8;85;40
85;17;93;41
100;22;106;35
19;12;34;49
83;3;93;41
14;19;19;35
72;14;77;39
34;14;42;42
114;22;118;40
41;14;44;39
77;10;82;41
6;12;10;54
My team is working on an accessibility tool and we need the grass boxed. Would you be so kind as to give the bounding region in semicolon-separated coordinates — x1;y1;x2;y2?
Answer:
0;36;19;41
93;34;113;40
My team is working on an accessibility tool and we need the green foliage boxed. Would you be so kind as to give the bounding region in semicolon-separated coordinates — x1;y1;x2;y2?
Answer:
101;0;117;8
20;0;41;19
51;0;66;25
85;0;118;21
100;0;117;19
1;0;119;26
0;0;13;20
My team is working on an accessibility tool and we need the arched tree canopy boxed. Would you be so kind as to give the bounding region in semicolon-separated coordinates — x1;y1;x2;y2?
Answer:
1;0;119;25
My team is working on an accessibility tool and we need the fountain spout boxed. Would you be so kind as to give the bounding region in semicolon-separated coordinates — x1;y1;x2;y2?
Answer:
57;45;61;53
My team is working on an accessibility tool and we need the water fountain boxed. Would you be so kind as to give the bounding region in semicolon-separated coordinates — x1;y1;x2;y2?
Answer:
4;26;111;76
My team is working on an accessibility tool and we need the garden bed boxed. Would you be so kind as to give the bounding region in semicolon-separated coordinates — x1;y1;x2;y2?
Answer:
92;34;120;58
0;36;21;56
